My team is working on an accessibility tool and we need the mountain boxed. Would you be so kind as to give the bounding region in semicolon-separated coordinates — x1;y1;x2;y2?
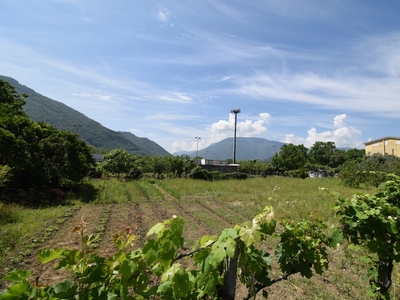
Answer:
119;131;170;156
174;137;285;161
0;75;170;156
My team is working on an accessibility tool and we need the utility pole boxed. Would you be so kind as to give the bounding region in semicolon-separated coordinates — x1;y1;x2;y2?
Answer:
230;109;241;164
195;137;201;157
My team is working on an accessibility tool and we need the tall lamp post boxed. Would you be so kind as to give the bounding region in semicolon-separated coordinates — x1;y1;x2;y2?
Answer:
230;108;241;164
195;137;201;157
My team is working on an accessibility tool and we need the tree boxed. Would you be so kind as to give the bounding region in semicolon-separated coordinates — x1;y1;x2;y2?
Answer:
345;148;365;162
271;143;308;172
308;141;336;167
166;155;197;178
101;149;135;179
329;149;347;169
148;156;168;179
0;80;94;192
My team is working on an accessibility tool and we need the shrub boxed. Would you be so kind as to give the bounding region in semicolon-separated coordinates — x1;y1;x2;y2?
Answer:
190;166;212;181
226;172;248;180
0;203;20;225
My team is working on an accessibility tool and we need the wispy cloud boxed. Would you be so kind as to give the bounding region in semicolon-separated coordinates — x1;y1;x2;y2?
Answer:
148;112;199;121
154;92;192;103
155;5;173;25
231;70;400;117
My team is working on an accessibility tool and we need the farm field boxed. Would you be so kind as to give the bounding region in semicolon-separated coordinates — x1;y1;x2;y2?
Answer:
1;177;399;299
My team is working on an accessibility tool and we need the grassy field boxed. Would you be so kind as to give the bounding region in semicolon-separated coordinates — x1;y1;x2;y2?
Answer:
1;177;399;299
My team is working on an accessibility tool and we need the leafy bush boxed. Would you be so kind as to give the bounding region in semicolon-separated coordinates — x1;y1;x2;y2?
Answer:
88;163;103;178
335;174;400;298
0;203;20;225
210;170;228;180
190;166;213;181
340;154;400;187
226;172;248;180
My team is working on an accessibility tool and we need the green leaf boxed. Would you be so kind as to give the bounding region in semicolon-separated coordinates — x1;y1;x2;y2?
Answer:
389;221;398;234
199;235;216;247
53;280;77;298
224;228;239;239
147;223;164;236
328;229;343;249
119;260;137;281
212;244;226;264
3;270;30;282
37;248;64;264
107;291;119;300
172;269;190;298
360;256;372;263
0;280;31;299
157;281;172;296
356;211;368;220
239;225;261;247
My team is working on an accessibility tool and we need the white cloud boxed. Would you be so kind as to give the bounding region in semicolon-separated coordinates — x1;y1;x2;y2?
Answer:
156;6;171;23
333;114;346;128
209;112;270;135
284;114;363;148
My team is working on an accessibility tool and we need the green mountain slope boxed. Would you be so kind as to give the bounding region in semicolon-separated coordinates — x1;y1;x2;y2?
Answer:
119;131;170;156
0;75;170;156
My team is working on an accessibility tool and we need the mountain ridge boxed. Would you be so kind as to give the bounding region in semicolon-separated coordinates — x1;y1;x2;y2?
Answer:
0;75;170;156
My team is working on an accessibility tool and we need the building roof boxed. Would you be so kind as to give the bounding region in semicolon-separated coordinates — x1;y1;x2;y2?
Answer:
364;136;400;146
92;153;104;162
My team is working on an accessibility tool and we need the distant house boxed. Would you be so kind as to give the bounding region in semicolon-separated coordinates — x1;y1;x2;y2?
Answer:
92;154;104;162
364;136;400;157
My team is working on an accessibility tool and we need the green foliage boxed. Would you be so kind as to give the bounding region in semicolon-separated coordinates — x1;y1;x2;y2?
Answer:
190;166;213;181
238;160;269;175
335;174;400;298
340;154;400;188
166;155;197;178
345;148;365;162
0;165;11;187
0;80;94;194
0;203;21;226
146;156;168;179
271;143;308;172
226;172;248;180
308;141;337;167
0;206;334;299
101;149;138;179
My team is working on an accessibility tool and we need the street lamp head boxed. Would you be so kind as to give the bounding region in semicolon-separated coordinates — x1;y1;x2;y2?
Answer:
230;108;241;114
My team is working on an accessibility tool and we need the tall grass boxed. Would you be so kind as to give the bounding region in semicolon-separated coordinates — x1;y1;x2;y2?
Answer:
163;177;368;223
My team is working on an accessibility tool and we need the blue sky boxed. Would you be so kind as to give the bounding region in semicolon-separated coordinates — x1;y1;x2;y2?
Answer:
1;1;400;153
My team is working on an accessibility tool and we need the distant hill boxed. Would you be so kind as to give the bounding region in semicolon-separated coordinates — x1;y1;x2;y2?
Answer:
119;131;170;156
0;75;170;156
174;137;285;161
